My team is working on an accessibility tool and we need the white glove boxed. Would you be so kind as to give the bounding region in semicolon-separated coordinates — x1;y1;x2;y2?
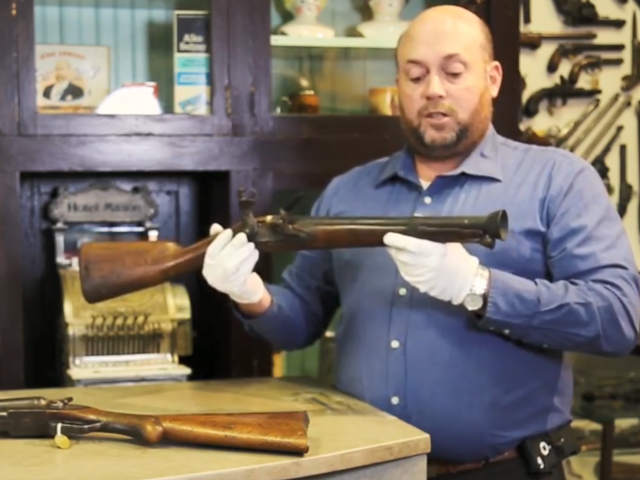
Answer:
201;223;266;304
383;233;480;305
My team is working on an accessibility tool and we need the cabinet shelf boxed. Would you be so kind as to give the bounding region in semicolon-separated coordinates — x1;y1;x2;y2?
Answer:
270;35;397;49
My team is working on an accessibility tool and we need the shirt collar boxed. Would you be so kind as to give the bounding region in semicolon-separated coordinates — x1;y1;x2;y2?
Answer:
376;125;503;186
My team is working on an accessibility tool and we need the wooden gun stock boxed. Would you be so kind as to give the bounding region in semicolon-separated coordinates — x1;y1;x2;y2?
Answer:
78;237;213;304
17;405;310;454
78;189;509;304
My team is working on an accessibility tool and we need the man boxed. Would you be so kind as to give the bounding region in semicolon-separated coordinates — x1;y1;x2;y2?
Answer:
42;59;84;103
202;5;640;480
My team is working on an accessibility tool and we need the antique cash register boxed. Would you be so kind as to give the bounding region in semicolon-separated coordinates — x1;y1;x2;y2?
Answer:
47;182;193;387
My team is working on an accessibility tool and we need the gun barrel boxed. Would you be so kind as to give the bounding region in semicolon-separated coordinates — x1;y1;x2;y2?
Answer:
520;31;597;49
619;144;634;218
254;211;509;252
554;98;600;147
566;92;620;152
582;95;632;159
523;32;598;41
590;18;626;28
571;43;626;51
590;125;624;163
0;397;71;410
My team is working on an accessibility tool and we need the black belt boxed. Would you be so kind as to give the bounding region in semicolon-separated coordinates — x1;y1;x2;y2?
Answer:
427;424;579;478
428;448;519;478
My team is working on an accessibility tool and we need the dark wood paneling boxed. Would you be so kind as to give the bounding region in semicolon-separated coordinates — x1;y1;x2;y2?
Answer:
489;0;521;141
0;135;404;173
16;0;36;135
268;115;404;139
32;115;231;137
16;0;232;136
270;171;337;191
209;0;233;133
242;0;272;134
0;172;25;389
227;0;261;135
0;0;18;135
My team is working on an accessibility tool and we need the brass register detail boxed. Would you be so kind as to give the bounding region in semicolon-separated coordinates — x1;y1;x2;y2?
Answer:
60;269;193;385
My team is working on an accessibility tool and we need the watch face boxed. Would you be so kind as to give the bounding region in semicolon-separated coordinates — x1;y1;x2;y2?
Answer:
463;294;483;311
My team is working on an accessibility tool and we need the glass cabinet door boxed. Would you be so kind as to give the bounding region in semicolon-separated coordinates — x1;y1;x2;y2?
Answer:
25;0;228;134
269;0;440;117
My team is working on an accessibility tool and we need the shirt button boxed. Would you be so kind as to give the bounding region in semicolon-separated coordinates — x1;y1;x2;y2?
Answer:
503;329;510;335
390;340;400;349
423;196;432;204
391;396;400;405
398;287;407;296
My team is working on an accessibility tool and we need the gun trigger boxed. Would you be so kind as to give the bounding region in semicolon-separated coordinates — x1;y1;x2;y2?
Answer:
54;423;71;450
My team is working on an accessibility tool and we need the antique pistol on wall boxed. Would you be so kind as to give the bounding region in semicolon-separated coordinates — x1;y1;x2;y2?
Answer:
552;0;626;28
567;55;624;87
547;43;625;74
522;76;601;118
78;188;509;304
0;396;310;454
520;31;597;50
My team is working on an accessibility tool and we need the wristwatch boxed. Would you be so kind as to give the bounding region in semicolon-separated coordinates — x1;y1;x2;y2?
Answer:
462;265;490;312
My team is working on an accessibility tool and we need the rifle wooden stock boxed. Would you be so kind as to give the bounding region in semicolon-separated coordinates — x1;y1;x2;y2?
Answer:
48;407;310;454
79;210;509;304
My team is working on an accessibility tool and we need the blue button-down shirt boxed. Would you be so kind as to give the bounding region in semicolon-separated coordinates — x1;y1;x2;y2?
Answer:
236;125;640;462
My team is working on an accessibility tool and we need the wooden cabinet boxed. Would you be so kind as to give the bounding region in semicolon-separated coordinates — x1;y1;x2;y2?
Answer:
0;0;520;390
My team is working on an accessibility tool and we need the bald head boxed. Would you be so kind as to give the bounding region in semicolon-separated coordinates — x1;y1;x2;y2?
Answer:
392;5;503;165
397;6;494;65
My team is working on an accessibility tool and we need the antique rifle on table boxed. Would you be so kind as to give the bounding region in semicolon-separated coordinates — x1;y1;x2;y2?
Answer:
78;188;509;304
0;396;310;454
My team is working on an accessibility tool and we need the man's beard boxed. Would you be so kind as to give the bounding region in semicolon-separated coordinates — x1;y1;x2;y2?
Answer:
399;89;492;162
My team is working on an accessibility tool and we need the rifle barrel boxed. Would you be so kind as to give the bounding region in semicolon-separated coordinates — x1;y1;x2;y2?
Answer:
566;92;620;152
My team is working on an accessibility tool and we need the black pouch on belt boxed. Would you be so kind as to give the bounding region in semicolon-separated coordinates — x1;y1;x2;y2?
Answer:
517;425;580;475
